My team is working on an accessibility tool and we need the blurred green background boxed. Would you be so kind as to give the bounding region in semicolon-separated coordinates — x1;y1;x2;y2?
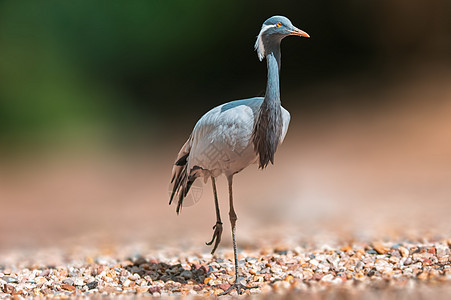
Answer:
1;0;450;152
1;1;451;251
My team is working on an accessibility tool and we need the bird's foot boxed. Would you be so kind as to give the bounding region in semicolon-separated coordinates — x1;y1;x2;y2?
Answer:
219;282;257;295
206;221;223;254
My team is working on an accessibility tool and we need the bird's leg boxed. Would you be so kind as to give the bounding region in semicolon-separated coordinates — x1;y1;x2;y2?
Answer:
206;176;223;254
220;176;257;295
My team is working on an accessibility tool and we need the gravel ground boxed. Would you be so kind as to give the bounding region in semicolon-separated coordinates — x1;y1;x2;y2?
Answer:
1;239;451;299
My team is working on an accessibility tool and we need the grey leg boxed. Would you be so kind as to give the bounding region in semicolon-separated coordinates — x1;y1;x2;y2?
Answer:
220;175;256;295
228;176;239;283
206;176;223;254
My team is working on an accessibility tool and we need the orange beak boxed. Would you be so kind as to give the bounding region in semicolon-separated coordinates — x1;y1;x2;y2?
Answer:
288;27;310;38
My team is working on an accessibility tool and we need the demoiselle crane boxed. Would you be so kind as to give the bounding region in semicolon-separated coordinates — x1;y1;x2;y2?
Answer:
170;16;309;294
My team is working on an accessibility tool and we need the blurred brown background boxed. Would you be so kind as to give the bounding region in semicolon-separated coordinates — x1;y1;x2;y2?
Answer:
0;1;451;252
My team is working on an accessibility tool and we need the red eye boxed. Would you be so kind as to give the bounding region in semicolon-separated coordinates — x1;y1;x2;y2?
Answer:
276;22;282;27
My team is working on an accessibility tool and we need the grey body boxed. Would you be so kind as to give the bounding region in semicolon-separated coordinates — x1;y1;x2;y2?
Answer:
188;97;290;178
169;16;309;294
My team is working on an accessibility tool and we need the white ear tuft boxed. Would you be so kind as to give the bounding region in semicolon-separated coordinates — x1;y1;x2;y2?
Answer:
254;34;265;61
254;24;275;61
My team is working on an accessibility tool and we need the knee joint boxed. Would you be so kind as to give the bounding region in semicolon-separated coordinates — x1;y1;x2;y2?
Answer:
229;212;237;222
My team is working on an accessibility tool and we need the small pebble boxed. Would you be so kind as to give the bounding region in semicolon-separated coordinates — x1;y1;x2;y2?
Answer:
436;245;449;258
180;270;193;279
321;274;334;282
3;284;15;294
61;284;76;291
373;242;389;255
87;281;98;290
399;247;410;258
62;278;74;285
148;286;161;294
3;276;18;284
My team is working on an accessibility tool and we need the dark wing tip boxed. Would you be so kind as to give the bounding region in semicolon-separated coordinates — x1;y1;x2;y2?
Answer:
175;153;189;166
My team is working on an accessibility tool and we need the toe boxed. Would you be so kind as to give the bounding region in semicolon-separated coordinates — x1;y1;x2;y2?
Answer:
211;236;221;254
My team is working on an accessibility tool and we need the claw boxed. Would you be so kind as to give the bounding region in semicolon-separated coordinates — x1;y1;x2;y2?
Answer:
219;282;257;295
205;224;219;244
205;222;223;254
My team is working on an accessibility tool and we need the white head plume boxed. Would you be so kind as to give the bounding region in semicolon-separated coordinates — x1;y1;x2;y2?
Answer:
254;24;276;61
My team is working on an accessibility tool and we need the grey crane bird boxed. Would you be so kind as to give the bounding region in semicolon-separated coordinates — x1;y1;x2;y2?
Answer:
169;16;309;295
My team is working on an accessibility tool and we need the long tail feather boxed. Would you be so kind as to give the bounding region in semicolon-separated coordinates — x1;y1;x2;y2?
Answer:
169;136;197;214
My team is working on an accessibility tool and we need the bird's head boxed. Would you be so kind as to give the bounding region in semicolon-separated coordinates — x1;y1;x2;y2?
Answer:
255;16;309;61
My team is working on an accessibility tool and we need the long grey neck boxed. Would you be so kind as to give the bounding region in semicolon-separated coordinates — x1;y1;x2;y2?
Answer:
264;48;281;105
252;45;283;169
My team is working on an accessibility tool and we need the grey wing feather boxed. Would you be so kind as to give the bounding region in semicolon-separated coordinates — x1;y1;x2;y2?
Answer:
169;136;199;214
